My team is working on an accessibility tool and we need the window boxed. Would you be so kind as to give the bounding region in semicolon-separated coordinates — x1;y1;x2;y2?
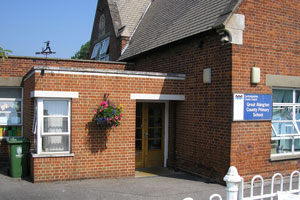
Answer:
271;88;300;155
36;99;70;154
0;87;23;138
91;43;101;59
90;37;110;61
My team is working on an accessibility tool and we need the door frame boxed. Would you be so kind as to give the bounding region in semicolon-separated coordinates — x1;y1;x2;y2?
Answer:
136;100;169;167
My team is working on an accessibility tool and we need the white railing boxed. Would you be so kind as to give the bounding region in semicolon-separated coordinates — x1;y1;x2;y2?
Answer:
183;166;300;200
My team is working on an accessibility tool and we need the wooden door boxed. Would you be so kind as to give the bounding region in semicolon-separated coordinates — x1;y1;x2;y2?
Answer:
135;103;165;168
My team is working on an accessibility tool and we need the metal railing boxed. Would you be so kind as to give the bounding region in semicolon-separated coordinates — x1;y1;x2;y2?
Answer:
183;166;300;200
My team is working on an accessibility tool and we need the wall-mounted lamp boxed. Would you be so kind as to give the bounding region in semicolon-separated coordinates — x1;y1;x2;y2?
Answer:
203;68;211;84
251;67;260;84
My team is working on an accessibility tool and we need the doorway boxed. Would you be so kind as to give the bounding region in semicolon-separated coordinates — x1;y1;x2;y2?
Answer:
135;103;165;168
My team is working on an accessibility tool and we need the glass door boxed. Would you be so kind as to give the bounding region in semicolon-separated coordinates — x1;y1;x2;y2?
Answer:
135;103;165;168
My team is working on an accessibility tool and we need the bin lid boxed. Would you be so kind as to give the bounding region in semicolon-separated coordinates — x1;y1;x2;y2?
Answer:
7;137;30;144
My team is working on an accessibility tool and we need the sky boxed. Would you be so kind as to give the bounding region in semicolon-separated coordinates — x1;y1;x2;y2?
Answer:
0;0;98;59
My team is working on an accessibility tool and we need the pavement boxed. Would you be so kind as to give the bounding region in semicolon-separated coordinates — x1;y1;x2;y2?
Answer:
0;164;226;200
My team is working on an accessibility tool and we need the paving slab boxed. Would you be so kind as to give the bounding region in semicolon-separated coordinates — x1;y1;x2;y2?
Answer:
0;167;226;200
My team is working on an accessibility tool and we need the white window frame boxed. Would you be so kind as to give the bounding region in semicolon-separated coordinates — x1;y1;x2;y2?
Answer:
271;88;300;156
0;87;23;138
36;98;71;154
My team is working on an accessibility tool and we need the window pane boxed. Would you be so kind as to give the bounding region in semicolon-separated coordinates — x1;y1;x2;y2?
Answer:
272;122;298;135
271;139;292;154
0;113;21;125
296;107;300;120
99;55;109;61
273;89;293;103
135;140;142;151
295;139;300;153
148;117;162;127
136;103;142;116
91;42;101;59
296;91;300;103
148;128;162;138
272;106;293;120
0;88;22;98
99;38;109;56
44;100;68;116
0;101;21;112
136;117;142;128
272;129;276;137
42;135;69;152
297;122;300;131
148;107;162;116
148;139;161;150
136;128;142;139
44;117;68;133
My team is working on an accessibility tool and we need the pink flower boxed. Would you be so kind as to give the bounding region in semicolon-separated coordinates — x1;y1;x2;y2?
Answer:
104;104;108;109
94;109;97;114
100;109;103;112
100;101;107;106
120;114;123;117
120;117;123;120
115;116;119;120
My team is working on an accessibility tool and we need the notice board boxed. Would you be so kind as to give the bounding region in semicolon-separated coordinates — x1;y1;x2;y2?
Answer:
233;93;272;121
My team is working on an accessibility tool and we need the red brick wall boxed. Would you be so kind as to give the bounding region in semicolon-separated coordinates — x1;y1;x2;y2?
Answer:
231;0;300;180
130;33;233;182
25;71;184;182
119;36;130;53
0;56;128;77
0;56;129;163
23;75;35;149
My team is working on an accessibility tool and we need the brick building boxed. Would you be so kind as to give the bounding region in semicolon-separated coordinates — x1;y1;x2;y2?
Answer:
0;0;299;183
90;0;300;182
0;56;185;182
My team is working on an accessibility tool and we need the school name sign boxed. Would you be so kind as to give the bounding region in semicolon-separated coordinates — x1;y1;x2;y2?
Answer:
233;93;272;121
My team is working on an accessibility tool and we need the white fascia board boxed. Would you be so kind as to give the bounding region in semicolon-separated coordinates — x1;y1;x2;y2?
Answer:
30;91;79;98
130;94;185;101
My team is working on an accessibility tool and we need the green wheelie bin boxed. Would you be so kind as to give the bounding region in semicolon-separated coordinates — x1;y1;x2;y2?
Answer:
7;138;30;178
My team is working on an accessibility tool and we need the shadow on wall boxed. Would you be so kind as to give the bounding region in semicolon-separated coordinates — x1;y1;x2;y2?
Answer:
85;122;110;153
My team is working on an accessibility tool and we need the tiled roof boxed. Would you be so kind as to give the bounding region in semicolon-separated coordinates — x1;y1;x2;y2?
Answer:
119;0;240;61
108;0;151;36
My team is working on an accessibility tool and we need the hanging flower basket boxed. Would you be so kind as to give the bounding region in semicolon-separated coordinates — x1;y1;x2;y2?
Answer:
93;99;123;127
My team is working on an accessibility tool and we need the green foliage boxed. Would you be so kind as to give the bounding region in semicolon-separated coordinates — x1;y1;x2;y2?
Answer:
71;41;90;60
0;46;13;62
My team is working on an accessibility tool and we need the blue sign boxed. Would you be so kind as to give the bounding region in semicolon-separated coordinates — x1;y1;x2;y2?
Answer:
243;94;272;120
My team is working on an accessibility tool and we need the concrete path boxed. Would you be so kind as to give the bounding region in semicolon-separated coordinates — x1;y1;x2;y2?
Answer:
0;169;226;200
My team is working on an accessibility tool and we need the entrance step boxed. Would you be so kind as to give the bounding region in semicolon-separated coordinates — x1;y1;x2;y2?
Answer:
135;167;179;178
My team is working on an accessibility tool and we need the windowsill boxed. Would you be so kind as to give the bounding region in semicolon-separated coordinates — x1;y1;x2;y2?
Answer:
270;153;300;161
31;153;74;158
